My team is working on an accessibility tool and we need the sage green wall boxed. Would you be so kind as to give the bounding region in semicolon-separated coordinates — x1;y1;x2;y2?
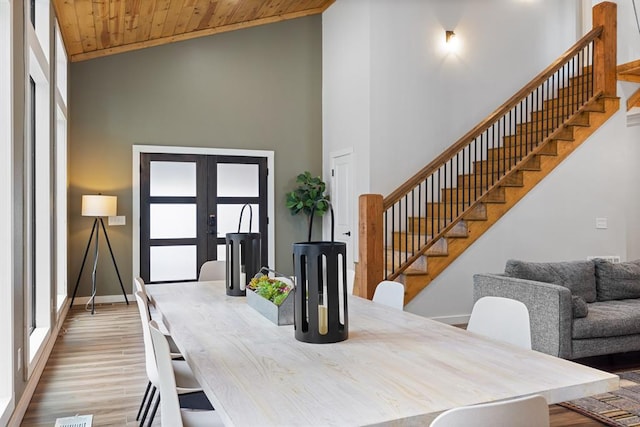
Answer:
69;16;322;297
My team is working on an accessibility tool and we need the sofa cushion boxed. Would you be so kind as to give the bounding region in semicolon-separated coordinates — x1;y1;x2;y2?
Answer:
572;296;588;318
572;299;640;339
595;259;640;301
505;259;596;303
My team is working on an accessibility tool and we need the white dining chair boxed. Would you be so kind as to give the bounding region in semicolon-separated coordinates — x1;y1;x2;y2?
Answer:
346;269;356;295
149;321;225;427
372;280;405;309
134;292;203;427
199;260;227;281
429;394;549;427
134;277;181;356
466;296;532;350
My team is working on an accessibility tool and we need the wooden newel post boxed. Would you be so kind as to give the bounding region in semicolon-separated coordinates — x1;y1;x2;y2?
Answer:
357;194;384;300
593;1;617;98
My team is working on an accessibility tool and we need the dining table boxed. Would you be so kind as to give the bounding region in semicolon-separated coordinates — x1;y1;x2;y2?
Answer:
146;280;618;426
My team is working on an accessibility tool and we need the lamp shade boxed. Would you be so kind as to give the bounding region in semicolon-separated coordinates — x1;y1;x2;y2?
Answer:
82;195;117;217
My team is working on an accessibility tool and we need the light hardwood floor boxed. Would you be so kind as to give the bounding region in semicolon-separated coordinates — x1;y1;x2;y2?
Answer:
21;303;609;426
21;303;157;427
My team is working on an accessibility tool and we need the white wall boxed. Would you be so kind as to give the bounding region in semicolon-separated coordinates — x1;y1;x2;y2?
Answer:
323;0;372;262
367;0;577;196
323;0;640;321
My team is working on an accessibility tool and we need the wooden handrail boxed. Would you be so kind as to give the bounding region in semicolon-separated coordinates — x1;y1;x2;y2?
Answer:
359;2;617;302
384;92;603;282
383;26;603;208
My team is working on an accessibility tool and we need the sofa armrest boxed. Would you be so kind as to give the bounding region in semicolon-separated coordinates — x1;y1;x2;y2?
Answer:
473;273;573;358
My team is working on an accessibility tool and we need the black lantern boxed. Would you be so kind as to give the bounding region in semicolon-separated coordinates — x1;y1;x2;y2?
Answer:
226;204;261;296
293;200;348;344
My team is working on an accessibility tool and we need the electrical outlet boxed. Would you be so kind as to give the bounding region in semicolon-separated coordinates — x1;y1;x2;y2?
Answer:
108;215;126;226
595;217;608;229
18;347;22;371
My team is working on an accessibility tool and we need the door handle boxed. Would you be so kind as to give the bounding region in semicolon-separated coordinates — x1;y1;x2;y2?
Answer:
209;214;217;235
343;231;351;236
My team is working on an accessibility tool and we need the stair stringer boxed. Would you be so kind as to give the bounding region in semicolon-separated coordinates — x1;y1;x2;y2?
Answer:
400;97;620;303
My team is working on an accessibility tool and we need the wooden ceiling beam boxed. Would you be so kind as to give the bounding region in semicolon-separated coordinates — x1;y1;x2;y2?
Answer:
618;59;640;83
628;88;640;111
70;4;332;62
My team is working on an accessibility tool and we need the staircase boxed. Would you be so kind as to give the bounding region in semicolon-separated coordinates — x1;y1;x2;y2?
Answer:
357;2;620;304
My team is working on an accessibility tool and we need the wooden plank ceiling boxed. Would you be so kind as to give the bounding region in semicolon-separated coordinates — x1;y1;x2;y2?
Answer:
54;0;335;62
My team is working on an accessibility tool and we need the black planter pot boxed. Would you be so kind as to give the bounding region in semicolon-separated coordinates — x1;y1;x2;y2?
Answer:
292;200;348;344
225;204;260;296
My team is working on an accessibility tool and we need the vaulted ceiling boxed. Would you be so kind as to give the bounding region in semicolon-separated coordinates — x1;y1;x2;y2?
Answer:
54;0;334;62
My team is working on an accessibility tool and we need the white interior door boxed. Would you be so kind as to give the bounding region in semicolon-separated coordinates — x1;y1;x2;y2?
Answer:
330;149;355;265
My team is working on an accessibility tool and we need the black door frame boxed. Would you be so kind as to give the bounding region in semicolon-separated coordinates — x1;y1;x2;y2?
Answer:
138;151;270;284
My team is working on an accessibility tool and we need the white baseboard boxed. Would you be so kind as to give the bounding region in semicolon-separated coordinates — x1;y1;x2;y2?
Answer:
72;294;133;306
428;314;470;326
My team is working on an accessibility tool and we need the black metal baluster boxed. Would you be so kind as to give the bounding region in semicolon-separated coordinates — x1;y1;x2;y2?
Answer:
418;182;422;249
391;205;395;276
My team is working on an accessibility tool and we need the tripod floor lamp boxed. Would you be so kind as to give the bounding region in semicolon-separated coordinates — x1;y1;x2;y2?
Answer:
70;194;129;314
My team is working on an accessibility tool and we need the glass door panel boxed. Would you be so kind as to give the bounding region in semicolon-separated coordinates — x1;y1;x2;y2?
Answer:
217;163;259;197
150;161;196;196
150;204;197;239
150;245;197;282
216;203;259;237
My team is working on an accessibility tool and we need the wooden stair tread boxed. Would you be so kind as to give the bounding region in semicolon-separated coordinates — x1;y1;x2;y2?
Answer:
442;186;506;204
486;142;558;161
474;156;541;171
390;233;448;254
408;218;469;237
424;202;487;220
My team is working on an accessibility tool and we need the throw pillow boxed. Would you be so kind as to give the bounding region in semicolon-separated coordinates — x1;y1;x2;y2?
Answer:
594;259;640;301
571;295;588;318
504;259;597;303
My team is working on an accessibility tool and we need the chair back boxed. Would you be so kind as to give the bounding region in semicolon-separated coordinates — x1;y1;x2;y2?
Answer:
199;260;227;281
134;277;147;299
346;269;356;295
372;280;405;309
149;321;184;427
134;291;159;385
429;394;549;427
467;296;532;350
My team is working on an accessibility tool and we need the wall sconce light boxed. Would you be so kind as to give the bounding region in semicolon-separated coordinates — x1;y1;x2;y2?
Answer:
444;30;460;53
445;30;456;44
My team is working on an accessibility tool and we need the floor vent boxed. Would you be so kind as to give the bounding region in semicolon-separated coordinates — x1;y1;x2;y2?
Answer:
54;415;93;427
587;256;621;263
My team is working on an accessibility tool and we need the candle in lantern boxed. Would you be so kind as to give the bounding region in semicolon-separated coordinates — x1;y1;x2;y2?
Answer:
318;305;328;335
240;270;246;291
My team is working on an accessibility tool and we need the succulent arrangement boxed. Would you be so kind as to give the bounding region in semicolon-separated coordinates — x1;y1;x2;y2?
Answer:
247;275;292;306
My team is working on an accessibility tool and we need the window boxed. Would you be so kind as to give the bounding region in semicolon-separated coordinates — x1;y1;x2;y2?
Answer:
26;0;52;370
55;23;67;311
0;0;13;422
27;76;36;334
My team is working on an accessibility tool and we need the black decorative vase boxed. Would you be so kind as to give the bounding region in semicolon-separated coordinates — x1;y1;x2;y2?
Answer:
293;201;348;344
225;204;261;296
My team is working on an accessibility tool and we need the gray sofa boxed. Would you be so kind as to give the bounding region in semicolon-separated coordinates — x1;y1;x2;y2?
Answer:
473;259;640;359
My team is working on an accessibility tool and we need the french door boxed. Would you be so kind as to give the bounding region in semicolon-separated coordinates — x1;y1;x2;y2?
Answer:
140;153;268;284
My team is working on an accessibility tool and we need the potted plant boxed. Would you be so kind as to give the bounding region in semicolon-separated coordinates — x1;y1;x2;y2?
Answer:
246;272;294;325
286;171;329;227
